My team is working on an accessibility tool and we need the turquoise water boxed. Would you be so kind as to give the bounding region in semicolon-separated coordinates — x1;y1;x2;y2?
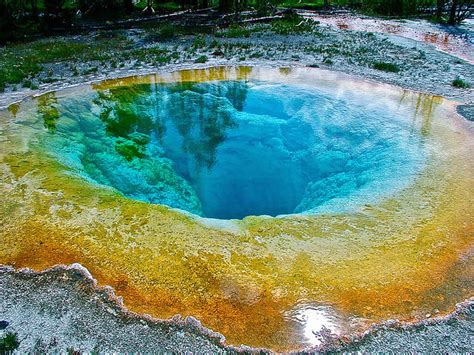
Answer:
27;79;425;219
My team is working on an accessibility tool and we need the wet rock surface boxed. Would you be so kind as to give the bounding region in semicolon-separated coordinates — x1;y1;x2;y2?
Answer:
457;104;474;121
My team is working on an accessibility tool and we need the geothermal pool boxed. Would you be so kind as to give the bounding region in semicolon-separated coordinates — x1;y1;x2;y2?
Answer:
15;70;424;220
1;67;473;351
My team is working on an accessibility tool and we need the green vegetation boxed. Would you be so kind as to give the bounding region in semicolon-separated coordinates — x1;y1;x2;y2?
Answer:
1;0;470;45
0;34;130;91
271;15;314;35
452;77;471;88
0;0;469;97
0;33;183;92
280;0;350;9
0;332;19;352
157;24;177;40
216;25;252;38
373;61;400;73
192;35;207;49
323;57;334;65
194;55;209;63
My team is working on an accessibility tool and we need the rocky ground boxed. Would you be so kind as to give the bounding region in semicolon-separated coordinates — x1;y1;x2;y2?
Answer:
329;301;474;353
0;265;232;353
1;265;473;353
1;15;473;353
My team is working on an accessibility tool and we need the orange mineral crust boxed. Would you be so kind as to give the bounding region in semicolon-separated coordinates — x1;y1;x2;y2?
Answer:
1;67;473;351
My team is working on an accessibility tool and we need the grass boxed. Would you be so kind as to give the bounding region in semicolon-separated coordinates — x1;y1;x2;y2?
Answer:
372;61;400;73
0;332;19;352
452;77;470;89
0;34;131;91
280;1;324;9
192;35;207;49
129;47;177;64
0;32;185;91
323;57;334;65
216;25;252;38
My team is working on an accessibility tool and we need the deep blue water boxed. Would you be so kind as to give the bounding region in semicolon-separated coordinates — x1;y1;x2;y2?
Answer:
36;80;425;219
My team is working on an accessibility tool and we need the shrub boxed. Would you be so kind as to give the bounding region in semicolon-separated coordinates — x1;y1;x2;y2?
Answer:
271;15;313;35
373;61;400;73
452;77;470;89
0;332;19;352
158;25;176;40
194;55;208;63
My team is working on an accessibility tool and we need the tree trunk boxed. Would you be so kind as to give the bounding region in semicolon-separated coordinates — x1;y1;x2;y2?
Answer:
323;0;329;9
220;0;233;13
123;0;134;13
144;0;155;13
448;0;458;24
30;0;38;19
436;0;445;21
391;0;404;15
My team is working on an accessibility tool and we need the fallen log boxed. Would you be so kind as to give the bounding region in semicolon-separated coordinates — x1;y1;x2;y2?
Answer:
239;15;285;23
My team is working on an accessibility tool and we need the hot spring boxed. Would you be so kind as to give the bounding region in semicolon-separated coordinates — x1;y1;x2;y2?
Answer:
1;67;473;351
13;68;424;220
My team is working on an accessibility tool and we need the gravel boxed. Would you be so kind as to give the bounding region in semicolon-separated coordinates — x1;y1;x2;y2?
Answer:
0;265;233;353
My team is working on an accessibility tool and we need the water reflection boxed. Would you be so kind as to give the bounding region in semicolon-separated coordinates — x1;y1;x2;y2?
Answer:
92;80;245;166
38;92;59;133
85;79;248;217
399;91;442;138
286;303;343;347
7;102;20;118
